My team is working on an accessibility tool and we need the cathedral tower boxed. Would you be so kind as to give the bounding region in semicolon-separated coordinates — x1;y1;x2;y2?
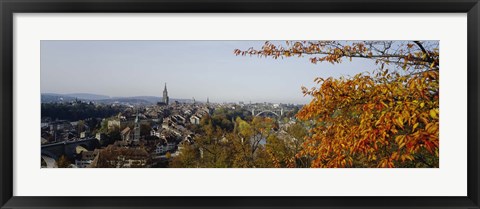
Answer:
133;111;141;142
163;83;169;105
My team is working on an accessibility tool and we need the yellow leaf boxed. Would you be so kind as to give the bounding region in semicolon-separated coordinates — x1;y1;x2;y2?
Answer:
395;135;402;143
412;123;419;132
395;135;405;145
429;109;438;119
397;117;404;128
381;101;388;108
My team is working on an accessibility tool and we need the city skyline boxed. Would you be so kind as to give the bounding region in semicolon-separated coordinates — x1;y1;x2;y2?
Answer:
41;82;309;105
41;41;377;104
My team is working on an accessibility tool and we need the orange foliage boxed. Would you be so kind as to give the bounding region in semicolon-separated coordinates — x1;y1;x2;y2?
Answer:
235;41;439;168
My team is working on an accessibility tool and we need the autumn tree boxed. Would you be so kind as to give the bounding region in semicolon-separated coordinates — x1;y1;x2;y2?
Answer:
264;121;310;168
235;41;439;168
56;155;71;168
265;134;292;167
172;115;236;168
194;119;234;167
170;144;200;168
232;117;277;167
172;115;283;168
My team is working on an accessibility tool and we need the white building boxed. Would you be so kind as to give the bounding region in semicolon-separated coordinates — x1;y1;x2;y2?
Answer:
155;142;168;155
150;126;161;138
190;115;200;125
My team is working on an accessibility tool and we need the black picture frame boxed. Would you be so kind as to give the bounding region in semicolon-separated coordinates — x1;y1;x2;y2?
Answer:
1;0;479;208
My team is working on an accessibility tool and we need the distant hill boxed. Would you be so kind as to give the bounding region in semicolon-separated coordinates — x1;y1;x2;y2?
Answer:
95;97;152;105
42;93;77;103
41;93;193;105
113;96;161;104
42;93;110;102
65;93;110;100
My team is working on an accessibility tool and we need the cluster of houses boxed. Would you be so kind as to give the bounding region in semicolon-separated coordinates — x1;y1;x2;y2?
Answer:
152;104;211;156
43;84;307;168
65;102;213;168
74;142;150;168
41;119;94;144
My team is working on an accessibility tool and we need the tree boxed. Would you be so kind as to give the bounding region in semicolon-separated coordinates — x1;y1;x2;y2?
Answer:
77;120;85;133
171;144;200;168
172;115;281;168
235;41;439;168
41;102;123;122
265;135;291;168
233;116;276;167
192;122;234;168
140;123;152;137
57;155;71;168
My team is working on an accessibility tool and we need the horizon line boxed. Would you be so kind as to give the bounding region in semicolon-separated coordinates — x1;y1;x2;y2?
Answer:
41;92;309;105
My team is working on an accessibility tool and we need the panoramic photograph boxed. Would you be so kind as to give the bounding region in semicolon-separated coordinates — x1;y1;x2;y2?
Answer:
40;40;439;168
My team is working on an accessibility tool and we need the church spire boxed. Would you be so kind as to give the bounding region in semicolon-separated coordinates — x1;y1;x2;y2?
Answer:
163;82;169;105
134;110;139;123
133;110;140;142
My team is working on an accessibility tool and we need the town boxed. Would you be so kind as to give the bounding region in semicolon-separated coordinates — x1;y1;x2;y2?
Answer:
41;83;304;168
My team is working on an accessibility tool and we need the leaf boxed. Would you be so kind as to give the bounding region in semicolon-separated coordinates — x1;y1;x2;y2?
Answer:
383;69;389;76
412;123;419;132
397;117;404;129
395;135;405;144
429;109;438;119
379;101;388;108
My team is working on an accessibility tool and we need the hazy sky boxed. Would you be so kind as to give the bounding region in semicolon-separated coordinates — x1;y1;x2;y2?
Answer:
41;41;378;104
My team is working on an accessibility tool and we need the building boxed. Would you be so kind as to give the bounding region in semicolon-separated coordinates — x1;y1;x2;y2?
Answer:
75;150;98;168
121;127;132;141
190;115;200;125
121;148;149;168
80;131;87;139
165;134;177;151
107;119;121;131
163;83;169;105
155;141;168;155
172;114;186;125
150;126;161;138
90;146;149;168
133;112;141;142
95;133;105;141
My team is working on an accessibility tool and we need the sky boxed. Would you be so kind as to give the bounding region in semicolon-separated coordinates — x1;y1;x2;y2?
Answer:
41;41;379;104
